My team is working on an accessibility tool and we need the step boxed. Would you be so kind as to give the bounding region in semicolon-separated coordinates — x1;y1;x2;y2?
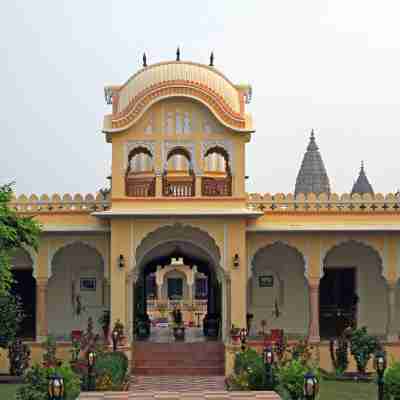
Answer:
133;366;225;376
134;359;225;368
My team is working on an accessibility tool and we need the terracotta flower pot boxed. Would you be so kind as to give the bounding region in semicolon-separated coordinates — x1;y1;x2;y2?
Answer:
231;334;241;345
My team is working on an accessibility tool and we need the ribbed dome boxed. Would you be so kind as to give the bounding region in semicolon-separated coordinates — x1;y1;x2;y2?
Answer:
116;61;241;114
351;162;374;195
295;130;331;196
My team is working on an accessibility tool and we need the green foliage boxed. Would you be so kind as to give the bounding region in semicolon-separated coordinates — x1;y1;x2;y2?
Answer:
276;359;319;400
384;361;400;399
232;348;267;390
8;338;30;376
0;294;24;349
349;327;379;374
98;310;110;328
95;351;129;390
329;337;349;375
42;335;58;367
0;183;41;296
16;362;80;400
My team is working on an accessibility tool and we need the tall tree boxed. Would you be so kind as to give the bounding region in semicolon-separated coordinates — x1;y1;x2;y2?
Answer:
0;183;41;296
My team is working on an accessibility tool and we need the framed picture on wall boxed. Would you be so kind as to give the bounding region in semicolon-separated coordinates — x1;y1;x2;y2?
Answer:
80;277;97;291
259;275;274;288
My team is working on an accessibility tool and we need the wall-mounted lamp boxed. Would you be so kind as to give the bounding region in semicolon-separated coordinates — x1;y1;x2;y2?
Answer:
233;254;240;268
118;255;125;269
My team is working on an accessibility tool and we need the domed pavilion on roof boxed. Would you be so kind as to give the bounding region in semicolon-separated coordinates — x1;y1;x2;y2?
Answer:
5;53;400;377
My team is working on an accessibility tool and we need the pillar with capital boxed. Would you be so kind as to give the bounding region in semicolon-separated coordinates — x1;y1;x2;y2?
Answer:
386;282;398;342
36;277;49;341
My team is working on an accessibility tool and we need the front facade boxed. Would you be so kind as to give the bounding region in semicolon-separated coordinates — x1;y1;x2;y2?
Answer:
4;58;400;372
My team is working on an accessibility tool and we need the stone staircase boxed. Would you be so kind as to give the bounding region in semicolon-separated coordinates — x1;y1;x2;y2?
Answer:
132;342;225;376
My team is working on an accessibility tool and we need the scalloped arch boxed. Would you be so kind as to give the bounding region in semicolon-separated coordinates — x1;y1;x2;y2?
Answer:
135;223;222;274
49;240;107;279
323;239;384;278
105;85;250;134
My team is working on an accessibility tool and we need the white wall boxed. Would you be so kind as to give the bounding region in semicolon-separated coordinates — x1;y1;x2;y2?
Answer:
324;241;387;336
249;243;309;336
48;243;110;340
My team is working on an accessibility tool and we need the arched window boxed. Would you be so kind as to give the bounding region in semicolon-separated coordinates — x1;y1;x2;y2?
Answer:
127;147;153;174
166;147;192;174
204;146;230;175
125;147;155;197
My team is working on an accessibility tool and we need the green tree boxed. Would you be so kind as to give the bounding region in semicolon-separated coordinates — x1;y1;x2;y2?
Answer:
0;182;41;296
0;182;41;348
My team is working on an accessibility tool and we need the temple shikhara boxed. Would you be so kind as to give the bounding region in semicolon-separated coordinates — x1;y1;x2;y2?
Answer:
4;55;400;375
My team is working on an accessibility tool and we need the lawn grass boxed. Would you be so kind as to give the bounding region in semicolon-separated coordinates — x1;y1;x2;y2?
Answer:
0;383;22;399
319;380;376;400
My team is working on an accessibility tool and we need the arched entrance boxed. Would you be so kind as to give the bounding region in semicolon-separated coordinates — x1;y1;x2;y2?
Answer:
131;224;227;343
10;248;36;339
321;240;385;338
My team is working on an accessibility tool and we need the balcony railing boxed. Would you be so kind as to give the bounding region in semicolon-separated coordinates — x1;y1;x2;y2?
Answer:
202;176;232;196
163;175;195;197
125;174;155;197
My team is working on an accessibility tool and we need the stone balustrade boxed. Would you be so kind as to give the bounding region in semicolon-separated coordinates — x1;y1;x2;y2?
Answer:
9;191;400;214
247;192;400;212
9;193;109;213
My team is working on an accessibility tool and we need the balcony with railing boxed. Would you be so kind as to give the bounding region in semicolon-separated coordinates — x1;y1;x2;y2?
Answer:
202;172;232;196
163;172;195;197
125;172;156;197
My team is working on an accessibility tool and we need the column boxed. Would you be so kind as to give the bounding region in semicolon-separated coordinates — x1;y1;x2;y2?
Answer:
308;278;320;343
386;283;398;342
195;175;202;197
126;271;136;342
188;283;194;301
155;174;163;197
36;278;48;341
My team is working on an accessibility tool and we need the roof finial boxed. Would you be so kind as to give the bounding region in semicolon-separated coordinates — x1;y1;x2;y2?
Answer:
176;46;180;61
361;160;364;172
310;129;315;139
143;52;147;67
209;51;214;67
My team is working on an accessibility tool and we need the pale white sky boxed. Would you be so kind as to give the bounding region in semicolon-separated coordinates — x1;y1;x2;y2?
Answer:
1;0;399;195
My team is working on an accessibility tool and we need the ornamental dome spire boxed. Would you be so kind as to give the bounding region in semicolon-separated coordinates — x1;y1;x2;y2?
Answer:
351;161;374;195
294;130;331;196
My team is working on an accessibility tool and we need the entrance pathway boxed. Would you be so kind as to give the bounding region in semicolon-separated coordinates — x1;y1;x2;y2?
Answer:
130;375;226;391
147;326;206;343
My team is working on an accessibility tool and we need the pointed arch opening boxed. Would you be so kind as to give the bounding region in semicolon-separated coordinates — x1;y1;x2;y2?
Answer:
249;241;308;338
321;240;386;339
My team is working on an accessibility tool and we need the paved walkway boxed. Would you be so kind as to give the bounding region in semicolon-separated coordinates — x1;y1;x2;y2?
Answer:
130;375;226;391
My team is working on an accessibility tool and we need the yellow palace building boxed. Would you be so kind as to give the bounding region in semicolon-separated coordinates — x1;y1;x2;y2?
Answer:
4;55;400;374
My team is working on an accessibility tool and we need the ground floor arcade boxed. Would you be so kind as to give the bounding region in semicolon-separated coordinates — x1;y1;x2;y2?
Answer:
2;222;400;373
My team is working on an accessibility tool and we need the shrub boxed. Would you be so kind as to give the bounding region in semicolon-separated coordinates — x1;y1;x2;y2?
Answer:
329;336;349;375
42;335;58;367
95;351;129;390
349;326;379;374
0;294;24;349
276;359;319;400
8;338;30;376
16;362;80;400
384;361;400;400
231;348;267;390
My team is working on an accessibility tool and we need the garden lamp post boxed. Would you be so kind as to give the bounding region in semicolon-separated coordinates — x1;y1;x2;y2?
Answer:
240;328;248;351
87;350;96;391
48;373;64;400
304;372;319;400
263;346;275;390
374;351;387;400
112;327;119;352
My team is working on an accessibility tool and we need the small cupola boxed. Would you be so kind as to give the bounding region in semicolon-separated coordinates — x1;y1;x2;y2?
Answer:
351;161;374;195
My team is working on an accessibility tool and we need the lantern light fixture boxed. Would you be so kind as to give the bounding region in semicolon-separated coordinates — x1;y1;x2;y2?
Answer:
264;346;274;366
374;350;387;400
233;253;240;268
48;373;64;400
112;327;119;352
118;254;125;269
303;372;319;400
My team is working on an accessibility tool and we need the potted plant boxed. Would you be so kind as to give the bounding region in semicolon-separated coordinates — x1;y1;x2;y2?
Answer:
113;319;127;346
172;307;185;341
98;310;111;343
349;326;379;375
230;325;241;345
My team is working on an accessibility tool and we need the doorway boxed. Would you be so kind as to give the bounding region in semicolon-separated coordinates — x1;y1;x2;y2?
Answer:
320;267;357;339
